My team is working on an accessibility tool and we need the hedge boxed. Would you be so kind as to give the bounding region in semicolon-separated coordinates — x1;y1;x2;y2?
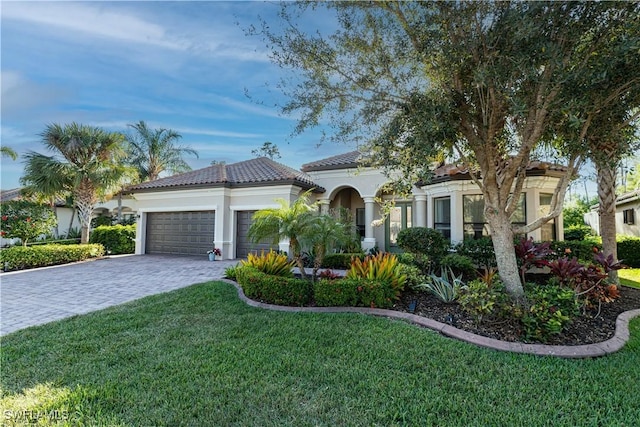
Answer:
235;266;312;306
618;237;640;268
321;253;365;269
89;224;136;255
0;244;105;272
314;277;397;309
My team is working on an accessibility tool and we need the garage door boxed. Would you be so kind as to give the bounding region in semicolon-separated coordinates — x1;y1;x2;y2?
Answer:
236;210;278;259
146;211;215;256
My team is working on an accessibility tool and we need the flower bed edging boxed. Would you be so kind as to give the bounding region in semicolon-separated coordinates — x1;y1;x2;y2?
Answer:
222;279;640;359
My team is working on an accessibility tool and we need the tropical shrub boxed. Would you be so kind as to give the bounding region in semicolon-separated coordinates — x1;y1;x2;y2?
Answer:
416;267;462;303
224;265;240;280
235;266;311;306
457;279;507;323
0;244;105;271
440;253;476;279
522;283;579;342
397;263;427;291
617;236;640;268
89;224;135;254
453;237;497;269
514;237;553;283
0;200;57;246
346;252;407;300
550;240;601;262
318;269;341;280
240;251;294;277
396;251;431;274
397;227;449;267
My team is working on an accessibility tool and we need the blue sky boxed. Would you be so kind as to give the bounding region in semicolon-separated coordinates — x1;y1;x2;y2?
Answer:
1;1;354;190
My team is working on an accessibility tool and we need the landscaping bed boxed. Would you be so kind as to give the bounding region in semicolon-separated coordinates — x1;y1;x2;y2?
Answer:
393;284;640;346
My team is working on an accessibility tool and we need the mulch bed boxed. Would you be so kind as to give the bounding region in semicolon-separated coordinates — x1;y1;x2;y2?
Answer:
392;285;640;345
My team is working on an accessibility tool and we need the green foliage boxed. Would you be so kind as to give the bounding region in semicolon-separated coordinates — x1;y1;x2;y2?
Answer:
440;253;476;279
550;240;601;262
88;224;135;254
397;263;427;292
235;266;311;306
618;236;640;268
563;225;594;241
91;214;114;228
346;252;407;300
322;253;365;269
458;279;507;323
240;251;294;277
0;200;57;246
314;277;398;308
417;267;463;303
522;284;579;342
454;238;497;269
224;265;240;280
396;227;449;267
562;196;597;228
0;244;104;271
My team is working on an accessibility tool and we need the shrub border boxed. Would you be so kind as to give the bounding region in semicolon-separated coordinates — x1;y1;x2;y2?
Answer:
223;279;640;359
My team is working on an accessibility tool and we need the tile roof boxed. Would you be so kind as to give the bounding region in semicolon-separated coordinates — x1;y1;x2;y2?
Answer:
428;160;567;184
301;151;368;172
0;188;23;203
127;157;324;193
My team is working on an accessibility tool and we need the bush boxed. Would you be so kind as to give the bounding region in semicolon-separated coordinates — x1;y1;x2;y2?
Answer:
322;253;365;269
563;225;593;241
618;236;640;268
417;267;463;303
240;251;294;277
550;240;601;262
457;279;507;323
454;237;497;269
397;263;427;291
314;277;398;308
235;266;312;306
440;253;476;280
397;227;449;266
522;283;579;342
89;225;136;255
0;200;58;246
346;253;407;300
0;244;105;271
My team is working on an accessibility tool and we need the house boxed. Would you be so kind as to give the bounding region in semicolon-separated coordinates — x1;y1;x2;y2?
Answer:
584;189;640;237
125;152;566;259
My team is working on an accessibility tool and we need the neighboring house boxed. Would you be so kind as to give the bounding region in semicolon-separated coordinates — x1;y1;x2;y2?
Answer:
0;188;138;246
125;152;566;259
584;189;640;237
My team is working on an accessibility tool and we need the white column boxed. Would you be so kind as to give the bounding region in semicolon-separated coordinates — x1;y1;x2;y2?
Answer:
451;192;464;244
362;197;376;251
318;199;330;215
414;194;427;227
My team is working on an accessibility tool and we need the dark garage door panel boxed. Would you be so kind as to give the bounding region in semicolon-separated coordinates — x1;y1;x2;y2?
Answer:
236;210;277;259
146;211;215;255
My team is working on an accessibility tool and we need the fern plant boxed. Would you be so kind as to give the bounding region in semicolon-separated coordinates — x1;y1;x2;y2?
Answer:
240;251;294;277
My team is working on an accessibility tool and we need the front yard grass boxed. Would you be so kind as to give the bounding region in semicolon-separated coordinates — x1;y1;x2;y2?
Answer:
620;268;640;289
1;281;639;426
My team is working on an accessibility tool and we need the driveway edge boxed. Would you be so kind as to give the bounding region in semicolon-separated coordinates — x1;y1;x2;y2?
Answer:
222;279;640;359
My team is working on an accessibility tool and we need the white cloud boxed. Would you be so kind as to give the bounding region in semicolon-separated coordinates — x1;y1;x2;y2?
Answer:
175;126;263;139
1;2;188;51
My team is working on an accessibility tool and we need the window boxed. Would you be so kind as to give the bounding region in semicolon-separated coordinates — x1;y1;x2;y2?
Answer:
386;202;412;251
539;193;556;241
434;197;451;241
463;194;526;239
355;208;365;238
623;208;635;225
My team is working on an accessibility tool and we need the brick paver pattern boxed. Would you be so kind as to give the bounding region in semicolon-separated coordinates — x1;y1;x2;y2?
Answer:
0;255;235;336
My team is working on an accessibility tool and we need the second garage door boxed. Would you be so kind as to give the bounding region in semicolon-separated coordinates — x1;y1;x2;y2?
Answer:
146;211;215;256
236;210;278;259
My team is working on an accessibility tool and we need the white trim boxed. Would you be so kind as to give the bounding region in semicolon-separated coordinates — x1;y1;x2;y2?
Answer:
139;206;218;213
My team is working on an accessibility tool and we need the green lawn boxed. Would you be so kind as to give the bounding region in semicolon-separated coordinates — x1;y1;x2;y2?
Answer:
2;282;639;426
620;268;640;289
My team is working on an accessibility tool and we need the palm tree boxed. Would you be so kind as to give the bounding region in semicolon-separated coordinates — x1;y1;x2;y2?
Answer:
247;191;317;277
301;213;349;282
1;146;18;160
21;123;131;244
125;121;198;182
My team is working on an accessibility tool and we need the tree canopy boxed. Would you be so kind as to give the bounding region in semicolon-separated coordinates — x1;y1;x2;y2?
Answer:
253;1;640;298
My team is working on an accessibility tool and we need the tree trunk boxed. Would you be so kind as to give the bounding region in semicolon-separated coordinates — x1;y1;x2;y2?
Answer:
596;162;619;283
486;212;524;300
76;195;95;244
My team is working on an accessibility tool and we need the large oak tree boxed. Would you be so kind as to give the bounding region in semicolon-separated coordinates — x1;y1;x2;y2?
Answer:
252;1;639;299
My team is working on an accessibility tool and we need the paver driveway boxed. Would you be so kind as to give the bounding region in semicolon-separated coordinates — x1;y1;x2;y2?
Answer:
0;254;237;336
